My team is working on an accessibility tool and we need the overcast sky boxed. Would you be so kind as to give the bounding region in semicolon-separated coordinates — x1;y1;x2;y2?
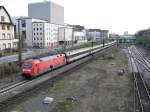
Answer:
1;0;150;34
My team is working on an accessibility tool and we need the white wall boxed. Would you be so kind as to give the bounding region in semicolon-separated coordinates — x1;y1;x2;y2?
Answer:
58;27;73;41
0;7;18;50
0;8;10;23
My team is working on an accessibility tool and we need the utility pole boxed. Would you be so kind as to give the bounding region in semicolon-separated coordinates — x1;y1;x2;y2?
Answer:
72;27;74;47
17;18;22;67
103;38;105;47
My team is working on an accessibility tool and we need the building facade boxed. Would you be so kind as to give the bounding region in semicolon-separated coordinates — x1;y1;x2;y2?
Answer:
86;29;101;41
13;17;47;47
68;25;87;44
100;30;109;39
86;29;109;41
0;6;18;50
58;26;73;46
32;22;59;48
73;30;87;44
28;1;64;25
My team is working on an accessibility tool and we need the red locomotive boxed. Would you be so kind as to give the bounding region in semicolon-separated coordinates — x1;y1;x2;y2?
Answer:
22;54;67;78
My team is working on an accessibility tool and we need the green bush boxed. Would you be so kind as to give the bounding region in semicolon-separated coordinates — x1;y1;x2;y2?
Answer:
135;36;150;48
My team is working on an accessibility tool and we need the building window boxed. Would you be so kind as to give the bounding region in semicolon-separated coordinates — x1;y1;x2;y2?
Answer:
2;33;5;39
34;38;35;40
40;28;42;30
40;33;42;35
2;43;6;49
37;28;39;31
2;25;5;30
37;33;38;35
41;38;42;40
7;26;10;30
37;38;39;40
34;28;35;31
7;34;11;39
8;43;11;48
22;20;26;27
34;33;35;35
1;16;5;22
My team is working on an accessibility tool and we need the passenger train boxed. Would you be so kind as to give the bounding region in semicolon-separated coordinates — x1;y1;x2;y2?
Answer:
22;41;116;78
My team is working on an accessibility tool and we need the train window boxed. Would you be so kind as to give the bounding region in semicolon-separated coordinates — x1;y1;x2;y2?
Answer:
22;63;32;69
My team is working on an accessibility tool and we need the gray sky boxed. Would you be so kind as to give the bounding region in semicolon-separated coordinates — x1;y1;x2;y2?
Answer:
1;0;150;34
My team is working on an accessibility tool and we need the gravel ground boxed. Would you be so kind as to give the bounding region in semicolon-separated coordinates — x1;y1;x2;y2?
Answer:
2;48;133;112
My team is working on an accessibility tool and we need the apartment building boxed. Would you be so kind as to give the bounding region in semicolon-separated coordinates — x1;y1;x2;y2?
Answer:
0;6;18;50
32;22;59;48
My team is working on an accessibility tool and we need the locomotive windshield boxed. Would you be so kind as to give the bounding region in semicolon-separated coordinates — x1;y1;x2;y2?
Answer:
22;63;32;69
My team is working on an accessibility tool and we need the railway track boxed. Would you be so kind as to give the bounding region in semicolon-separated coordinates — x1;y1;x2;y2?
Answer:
0;42;116;104
0;80;29;94
128;46;150;112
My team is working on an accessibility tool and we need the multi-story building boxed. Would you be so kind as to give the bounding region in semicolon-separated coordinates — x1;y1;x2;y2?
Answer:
12;17;46;47
28;1;64;25
0;6;18;50
32;22;59;48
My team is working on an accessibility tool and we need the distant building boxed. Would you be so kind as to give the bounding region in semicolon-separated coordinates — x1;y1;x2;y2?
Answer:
86;29;101;41
58;26;73;46
86;29;109;41
32;22;59;48
109;33;120;39
100;30;109;39
0;6;18;50
28;1;64;25
136;29;150;37
68;25;87;44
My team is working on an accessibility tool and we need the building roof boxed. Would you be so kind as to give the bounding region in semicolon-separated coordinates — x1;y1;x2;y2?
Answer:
87;29;101;32
28;1;63;8
0;6;13;25
68;24;85;31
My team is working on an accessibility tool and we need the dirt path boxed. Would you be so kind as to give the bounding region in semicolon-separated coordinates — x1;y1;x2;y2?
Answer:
3;48;133;112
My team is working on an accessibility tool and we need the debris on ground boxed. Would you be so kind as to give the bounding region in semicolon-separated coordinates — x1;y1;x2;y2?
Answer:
117;69;125;76
43;97;54;104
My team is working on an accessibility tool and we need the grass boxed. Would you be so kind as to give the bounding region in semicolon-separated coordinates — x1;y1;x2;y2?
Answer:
52;100;74;112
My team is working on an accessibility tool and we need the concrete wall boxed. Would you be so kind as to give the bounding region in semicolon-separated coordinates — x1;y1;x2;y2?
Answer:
50;2;64;25
28;2;50;22
58;27;73;41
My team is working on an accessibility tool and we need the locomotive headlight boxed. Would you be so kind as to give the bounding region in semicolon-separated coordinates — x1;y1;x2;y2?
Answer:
23;69;31;72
